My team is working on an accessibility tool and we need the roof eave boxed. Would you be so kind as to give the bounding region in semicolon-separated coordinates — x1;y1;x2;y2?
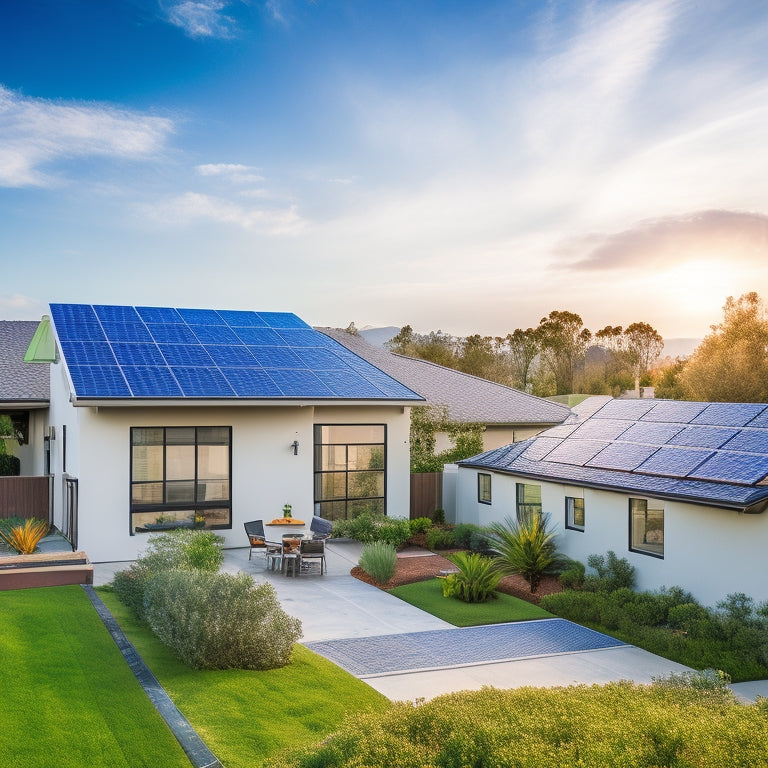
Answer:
69;396;424;408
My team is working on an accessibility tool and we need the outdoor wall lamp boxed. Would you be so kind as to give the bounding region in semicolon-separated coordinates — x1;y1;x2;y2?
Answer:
291;440;299;455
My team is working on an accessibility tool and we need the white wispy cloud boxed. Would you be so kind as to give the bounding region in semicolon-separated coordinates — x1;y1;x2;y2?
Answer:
164;1;237;39
196;163;265;183
0;85;174;188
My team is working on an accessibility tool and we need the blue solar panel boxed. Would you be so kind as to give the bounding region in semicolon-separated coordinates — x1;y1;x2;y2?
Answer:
189;324;241;344
203;345;257;367
642;401;708;423
256;312;309;329
592;399;656;420
315;369;389;398
147;324;199;344
277;328;336;347
721;430;767;453
746;408;768;428
522;437;563;461
59;341;117;366
111;343;166;367
218;310;267;327
296;348;347;370
220;368;282;397
159;344;215;367
171;367;235;397
266;368;334;397
121;366;183;397
619;422;683;445
690;452;768;485
249;346;304;368
635;446;713;477
350;366;416;398
668;426;738;449
587;443;658;471
571;419;631;441
100;321;153;343
691;402;768;427
177;308;225;325
546;440;609;467
67;365;131;397
136;306;183;323
236;328;285;346
94;305;141;323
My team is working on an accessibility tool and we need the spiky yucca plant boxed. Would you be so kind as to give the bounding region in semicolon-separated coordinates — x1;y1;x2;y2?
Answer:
442;551;501;603
0;518;50;554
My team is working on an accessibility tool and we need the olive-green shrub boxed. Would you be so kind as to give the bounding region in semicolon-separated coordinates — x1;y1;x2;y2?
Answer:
332;513;411;547
425;527;455;550
144;570;301;669
359;541;398;584
408;517;433;535
585;550;636;592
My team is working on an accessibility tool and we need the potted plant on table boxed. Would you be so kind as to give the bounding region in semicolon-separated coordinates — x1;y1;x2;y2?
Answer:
282;503;292;518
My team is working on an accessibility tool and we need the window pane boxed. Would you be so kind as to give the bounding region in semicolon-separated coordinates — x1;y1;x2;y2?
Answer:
132;445;163;482
516;483;542;523
316;500;347;521
166;480;195;503
166;445;195;481
166;427;195;445
348;471;384;499
132;482;163;504
630;498;664;556
132;427;163;446
198;445;229;480
197;479;229;501
478;473;492;503
347;445;384;470
321;445;348;471
566;497;584;530
198;426;230;445
320;472;347;500
348;498;384;517
322;425;385;444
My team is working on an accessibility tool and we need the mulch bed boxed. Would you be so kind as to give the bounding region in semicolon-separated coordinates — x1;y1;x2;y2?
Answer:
351;548;564;605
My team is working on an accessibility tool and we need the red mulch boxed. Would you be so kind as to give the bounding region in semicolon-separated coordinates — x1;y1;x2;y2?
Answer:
351;548;564;605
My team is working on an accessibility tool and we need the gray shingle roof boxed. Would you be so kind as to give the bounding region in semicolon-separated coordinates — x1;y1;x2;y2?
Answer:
319;328;571;425
0;321;50;403
460;398;768;511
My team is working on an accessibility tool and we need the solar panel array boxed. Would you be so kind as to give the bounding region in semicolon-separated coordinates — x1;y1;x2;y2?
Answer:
524;398;768;487
50;304;422;401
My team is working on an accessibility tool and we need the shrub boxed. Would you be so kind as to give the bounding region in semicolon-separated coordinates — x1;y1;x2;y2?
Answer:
433;508;446;525
452;523;486;550
144;570;301;669
0;518;49;554
442;551;501;603
426;527;456;550
558;559;586;590
0;454;20;476
652;668;732;692
359;541;398;584
331;513;411;547
486;514;565;593
408;516;433;535
585;550;636;592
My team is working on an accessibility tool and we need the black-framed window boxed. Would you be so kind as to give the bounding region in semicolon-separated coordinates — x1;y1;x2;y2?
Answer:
478;473;492;504
565;496;584;531
130;426;231;534
629;498;664;558
314;424;386;521
516;482;541;524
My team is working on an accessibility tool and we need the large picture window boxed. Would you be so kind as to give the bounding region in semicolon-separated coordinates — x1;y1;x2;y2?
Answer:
314;424;386;521
130;426;231;534
565;496;585;531
516;482;542;524
629;498;664;557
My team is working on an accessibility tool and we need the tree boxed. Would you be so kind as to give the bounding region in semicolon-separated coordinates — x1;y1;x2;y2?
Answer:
679;292;768;402
387;326;456;367
623;322;664;392
505;328;541;391
537;311;592;395
458;334;495;379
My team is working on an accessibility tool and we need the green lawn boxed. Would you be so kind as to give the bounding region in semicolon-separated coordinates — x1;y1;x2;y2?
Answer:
388;578;553;625
0;586;191;768
98;590;390;768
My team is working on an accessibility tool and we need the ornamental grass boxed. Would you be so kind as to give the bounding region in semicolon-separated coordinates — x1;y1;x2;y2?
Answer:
0;517;49;554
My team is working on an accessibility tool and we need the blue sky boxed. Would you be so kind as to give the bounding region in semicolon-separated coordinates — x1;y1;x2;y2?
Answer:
2;0;767;339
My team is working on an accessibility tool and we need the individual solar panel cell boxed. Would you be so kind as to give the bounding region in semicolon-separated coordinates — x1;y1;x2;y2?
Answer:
592;399;656;420
692;402;768;427
721;430;768;453
67;365;131;397
642;401;708;423
296;348;348;370
147;323;199;344
256;312;309;329
136;306;183;324
276;328;336;347
587;443;658;471
236;328;285;345
94;305;141;323
571;419;632;441
315;369;389;398
249;346;304;368
221;368;282;397
111;343;166;367
690;452;768;485
619;422;683;445
190;324;241;344
159;344;216;367
218;310;267;327
100;322;154;343
668;426;738;449
59;341;117;367
177;308;226;325
203;345;257;367
545;440;609;467
265;368;335;397
171;367;236;397
522;437;563;461
121;366;183;397
635;446;713;477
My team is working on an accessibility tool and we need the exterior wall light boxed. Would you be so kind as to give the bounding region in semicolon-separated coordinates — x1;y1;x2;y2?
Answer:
291;440;299;455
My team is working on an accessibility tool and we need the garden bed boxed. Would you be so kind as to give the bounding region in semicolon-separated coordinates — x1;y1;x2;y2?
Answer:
0;550;93;590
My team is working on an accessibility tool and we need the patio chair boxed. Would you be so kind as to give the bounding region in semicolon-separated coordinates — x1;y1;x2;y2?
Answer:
310;515;333;540
300;538;326;575
244;520;282;565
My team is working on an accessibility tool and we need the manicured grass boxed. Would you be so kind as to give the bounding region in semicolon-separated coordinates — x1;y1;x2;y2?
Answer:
388;578;553;626
98;589;390;768
0;586;191;768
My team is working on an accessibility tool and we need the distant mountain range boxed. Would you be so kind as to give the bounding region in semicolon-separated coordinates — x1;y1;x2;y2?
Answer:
359;326;400;347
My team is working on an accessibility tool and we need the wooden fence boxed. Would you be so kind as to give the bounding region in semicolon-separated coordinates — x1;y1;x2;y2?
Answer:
0;476;51;522
410;472;442;519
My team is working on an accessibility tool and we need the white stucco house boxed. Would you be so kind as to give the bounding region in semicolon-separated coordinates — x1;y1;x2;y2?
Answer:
456;397;768;607
38;304;423;562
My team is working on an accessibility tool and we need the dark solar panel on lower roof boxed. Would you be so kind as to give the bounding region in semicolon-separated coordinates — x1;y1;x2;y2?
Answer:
546;439;609;467
619;422;683;445
635;446;713;478
587;442;658;471
721;430;767;453
67;365;130;397
592;399;656;420
59;341;117;367
690;452;768;485
121;366;183;397
571;419;632;441
522;437;563;461
667;426;738;449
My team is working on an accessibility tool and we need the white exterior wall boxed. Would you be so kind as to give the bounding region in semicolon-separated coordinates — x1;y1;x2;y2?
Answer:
14;408;48;475
456;466;768;607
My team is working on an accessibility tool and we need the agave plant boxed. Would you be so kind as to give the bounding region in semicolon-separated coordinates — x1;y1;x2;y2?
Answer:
442;551;501;603
486;514;565;593
0;518;50;555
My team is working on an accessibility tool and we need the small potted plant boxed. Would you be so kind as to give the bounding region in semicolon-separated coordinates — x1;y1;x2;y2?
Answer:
193;514;206;528
282;503;292;518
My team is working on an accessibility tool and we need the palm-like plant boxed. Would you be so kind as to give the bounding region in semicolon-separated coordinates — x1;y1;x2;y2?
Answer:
442;551;501;603
0;518;50;554
486;514;564;593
